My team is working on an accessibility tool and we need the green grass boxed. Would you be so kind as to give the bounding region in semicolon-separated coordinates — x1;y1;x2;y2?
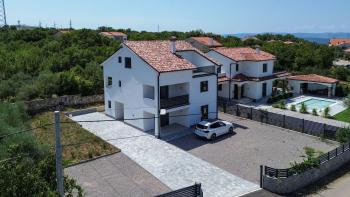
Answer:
334;108;350;123
31;111;119;165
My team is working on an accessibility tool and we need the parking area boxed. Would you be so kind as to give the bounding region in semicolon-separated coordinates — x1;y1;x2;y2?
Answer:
169;112;339;183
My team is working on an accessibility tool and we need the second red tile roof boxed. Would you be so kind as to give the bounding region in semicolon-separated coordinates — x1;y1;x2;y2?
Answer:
288;74;338;84
212;47;276;61
190;37;223;47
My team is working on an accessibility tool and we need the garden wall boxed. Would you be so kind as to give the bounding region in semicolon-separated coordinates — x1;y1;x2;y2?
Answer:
25;94;104;114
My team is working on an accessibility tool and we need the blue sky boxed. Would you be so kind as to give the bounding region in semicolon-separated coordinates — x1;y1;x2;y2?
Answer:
6;0;350;34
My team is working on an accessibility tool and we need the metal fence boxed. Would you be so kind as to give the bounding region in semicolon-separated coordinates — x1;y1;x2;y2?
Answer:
262;141;350;179
155;183;202;197
218;102;339;140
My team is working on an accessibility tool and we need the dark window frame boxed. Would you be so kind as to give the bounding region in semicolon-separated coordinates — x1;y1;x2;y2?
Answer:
108;100;111;108
118;56;122;63
118;80;122;87
217;67;221;74
107;76;113;86
218;84;222;91
236;64;239;71
125;57;131;68
200;81;208;92
263;63;268;73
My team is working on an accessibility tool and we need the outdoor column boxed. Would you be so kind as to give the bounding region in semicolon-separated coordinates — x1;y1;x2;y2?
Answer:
328;86;331;98
155;113;160;138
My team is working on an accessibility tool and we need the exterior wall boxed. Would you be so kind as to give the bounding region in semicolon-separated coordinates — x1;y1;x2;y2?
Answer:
103;45;158;131
177;51;214;68
288;80;336;96
207;51;236;77
263;148;350;194
218;82;230;98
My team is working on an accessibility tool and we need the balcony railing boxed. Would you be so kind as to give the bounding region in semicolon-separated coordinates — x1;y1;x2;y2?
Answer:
193;65;216;77
160;95;189;109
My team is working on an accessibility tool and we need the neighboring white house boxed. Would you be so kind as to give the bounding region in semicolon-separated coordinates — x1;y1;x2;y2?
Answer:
207;47;287;101
333;59;350;68
287;74;338;98
102;38;221;138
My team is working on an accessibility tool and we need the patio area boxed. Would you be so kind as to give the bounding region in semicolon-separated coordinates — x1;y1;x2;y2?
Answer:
146;123;193;141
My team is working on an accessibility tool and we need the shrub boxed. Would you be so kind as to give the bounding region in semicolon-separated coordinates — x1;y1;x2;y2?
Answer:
336;127;350;143
323;107;331;118
344;94;350;108
290;104;296;111
290;147;322;174
299;102;308;113
278;100;286;109
312;108;318;116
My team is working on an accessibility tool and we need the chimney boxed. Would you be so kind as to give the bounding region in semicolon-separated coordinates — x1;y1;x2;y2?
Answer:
210;37;214;46
170;36;177;53
255;45;261;54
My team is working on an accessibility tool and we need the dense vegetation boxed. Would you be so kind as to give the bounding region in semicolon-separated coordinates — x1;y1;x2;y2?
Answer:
0;102;82;196
1;27;349;101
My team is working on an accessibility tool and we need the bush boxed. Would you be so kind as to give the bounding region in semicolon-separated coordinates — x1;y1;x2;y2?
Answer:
290;147;322;174
278;100;286;109
290;104;296;111
312;108;318;116
299;102;308;113
323;107;331;118
336;127;350;143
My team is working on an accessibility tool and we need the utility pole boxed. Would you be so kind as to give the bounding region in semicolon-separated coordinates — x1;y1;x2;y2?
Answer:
0;0;6;26
69;19;72;29
54;111;64;197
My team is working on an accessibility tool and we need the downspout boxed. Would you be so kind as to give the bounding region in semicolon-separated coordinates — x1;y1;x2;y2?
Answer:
229;63;234;101
216;66;219;119
156;73;160;139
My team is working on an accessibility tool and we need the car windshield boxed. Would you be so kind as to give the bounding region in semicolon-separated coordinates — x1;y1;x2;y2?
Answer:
196;124;208;130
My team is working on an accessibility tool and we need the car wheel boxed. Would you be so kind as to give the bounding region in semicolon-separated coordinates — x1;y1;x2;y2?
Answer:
210;133;216;140
229;127;234;134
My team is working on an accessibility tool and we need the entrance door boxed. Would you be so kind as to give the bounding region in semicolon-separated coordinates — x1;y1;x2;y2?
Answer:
160;86;169;99
233;84;238;99
201;105;209;120
301;83;308;94
160;113;169;127
262;83;267;97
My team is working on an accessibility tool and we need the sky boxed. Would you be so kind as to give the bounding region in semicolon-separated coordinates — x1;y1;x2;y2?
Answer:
5;0;350;34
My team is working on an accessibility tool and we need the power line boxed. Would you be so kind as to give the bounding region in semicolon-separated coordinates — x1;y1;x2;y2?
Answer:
0;123;55;140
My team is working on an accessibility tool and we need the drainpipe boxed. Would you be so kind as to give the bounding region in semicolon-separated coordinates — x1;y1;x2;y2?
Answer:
216;67;219;119
155;73;161;139
228;63;234;101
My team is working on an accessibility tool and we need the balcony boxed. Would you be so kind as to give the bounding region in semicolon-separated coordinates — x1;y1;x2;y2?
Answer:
160;95;189;109
193;65;216;77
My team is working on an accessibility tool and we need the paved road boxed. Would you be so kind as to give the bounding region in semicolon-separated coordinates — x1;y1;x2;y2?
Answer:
170;113;338;183
66;153;171;197
71;112;260;197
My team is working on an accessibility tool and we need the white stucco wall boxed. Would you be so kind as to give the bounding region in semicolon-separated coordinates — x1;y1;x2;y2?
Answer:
177;51;214;68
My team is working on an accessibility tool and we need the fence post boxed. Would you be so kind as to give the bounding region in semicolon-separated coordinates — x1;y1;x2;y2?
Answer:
251;107;253;120
223;102;227;113
283;115;286;128
343;144;345;153
195;182;202;196
302;119;305;133
323;124;326;137
236;105;239;116
54;111;64;197
260;165;263;188
327;152;330;160
336;148;338;156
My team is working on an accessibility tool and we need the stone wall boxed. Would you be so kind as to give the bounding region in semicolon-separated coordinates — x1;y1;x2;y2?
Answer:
262;147;350;194
25;95;104;114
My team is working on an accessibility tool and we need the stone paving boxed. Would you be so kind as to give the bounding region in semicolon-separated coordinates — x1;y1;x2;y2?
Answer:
71;112;260;197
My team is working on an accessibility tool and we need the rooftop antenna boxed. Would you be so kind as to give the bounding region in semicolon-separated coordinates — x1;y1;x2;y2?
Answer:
157;24;160;33
0;0;7;26
69;19;72;29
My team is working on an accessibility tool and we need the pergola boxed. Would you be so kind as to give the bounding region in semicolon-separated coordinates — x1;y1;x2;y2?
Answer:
287;74;339;98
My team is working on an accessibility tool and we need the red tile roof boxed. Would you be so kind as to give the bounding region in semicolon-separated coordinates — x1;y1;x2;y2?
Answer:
330;38;350;46
288;74;338;84
190;37;223;47
124;40;220;73
101;32;127;37
212;47;276;62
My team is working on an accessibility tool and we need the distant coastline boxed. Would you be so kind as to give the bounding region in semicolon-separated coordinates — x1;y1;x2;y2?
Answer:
223;32;350;44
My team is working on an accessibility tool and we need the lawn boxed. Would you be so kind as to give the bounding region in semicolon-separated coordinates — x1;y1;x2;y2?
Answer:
31;110;119;165
334;108;350;123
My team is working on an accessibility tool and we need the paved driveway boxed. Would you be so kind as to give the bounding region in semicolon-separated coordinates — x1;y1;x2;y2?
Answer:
71;112;260;197
169;112;339;183
65;153;171;197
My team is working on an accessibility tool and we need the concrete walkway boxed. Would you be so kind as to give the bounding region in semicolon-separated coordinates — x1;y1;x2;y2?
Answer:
71;112;260;197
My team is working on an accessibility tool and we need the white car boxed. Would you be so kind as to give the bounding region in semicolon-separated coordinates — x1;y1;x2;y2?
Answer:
194;119;234;140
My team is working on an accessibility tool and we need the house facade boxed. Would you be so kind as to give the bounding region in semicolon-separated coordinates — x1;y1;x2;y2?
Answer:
207;47;285;101
102;38;220;138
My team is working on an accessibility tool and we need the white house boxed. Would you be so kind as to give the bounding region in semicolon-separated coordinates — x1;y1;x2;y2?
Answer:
207;47;287;101
287;74;338;98
102;38;220;138
100;32;128;42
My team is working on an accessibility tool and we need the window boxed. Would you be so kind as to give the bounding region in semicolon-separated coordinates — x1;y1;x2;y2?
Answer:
125;57;131;68
118;56;122;63
210;122;221;129
200;81;208;92
236;64;239;71
107;76;112;86
118;80;121;87
218;84;222;91
217;67;221;74
263;63;268;72
108;100;111;108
